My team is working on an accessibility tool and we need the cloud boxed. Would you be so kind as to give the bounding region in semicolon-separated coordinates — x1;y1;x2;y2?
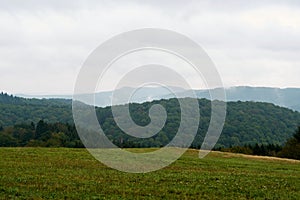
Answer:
0;1;300;94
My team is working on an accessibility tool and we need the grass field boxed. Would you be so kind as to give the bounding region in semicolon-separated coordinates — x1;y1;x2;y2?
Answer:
0;148;299;199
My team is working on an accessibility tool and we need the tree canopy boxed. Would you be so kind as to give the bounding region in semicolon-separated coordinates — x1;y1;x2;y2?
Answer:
279;126;300;160
0;93;300;148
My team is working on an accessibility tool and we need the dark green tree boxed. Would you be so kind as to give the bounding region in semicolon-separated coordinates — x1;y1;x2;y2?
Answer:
279;126;300;160
294;126;300;142
35;120;49;140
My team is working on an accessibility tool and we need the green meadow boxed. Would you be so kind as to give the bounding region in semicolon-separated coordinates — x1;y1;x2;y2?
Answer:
0;148;299;199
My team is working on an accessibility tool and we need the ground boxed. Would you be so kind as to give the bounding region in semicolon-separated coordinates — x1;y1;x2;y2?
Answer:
0;148;299;199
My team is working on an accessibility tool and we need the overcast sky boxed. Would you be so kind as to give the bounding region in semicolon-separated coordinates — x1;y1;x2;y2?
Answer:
1;0;300;95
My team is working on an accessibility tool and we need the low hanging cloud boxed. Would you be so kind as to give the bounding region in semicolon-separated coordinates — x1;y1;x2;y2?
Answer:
0;0;300;94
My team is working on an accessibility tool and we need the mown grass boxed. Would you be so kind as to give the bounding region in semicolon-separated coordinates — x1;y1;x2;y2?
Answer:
0;148;299;199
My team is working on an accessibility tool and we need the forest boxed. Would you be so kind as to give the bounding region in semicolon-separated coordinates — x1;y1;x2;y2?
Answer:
1;93;300;152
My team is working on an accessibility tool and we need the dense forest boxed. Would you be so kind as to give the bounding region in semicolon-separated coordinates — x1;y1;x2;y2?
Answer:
218;127;300;160
0;120;83;148
0;92;72;126
0;92;300;148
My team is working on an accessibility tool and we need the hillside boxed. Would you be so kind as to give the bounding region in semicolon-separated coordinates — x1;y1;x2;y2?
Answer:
0;93;300;147
97;98;300;147
0;92;72;126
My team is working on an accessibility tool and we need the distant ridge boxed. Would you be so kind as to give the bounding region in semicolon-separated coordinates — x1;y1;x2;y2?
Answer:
14;86;300;111
164;86;300;112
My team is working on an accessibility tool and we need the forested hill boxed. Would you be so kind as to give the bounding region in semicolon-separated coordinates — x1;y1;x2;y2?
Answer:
0;92;72;126
0;92;71;106
0;92;300;147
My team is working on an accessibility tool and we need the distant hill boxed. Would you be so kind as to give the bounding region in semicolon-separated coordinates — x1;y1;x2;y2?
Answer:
16;86;300;112
205;86;300;111
0;92;72;126
17;86;185;107
96;98;300;148
163;86;300;112
0;92;299;147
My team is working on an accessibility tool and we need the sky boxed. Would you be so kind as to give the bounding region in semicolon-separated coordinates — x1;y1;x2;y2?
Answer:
1;0;300;95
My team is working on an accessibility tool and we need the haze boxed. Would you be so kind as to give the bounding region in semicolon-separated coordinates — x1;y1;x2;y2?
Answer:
1;0;300;95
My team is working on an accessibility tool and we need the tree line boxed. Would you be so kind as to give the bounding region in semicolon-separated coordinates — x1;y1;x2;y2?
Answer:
216;127;300;160
1;119;299;160
0;120;83;148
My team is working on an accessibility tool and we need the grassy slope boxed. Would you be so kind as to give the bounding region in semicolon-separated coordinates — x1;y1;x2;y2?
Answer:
0;148;299;199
